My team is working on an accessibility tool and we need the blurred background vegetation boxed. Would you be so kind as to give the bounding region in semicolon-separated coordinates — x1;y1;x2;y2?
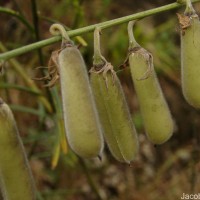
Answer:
1;0;200;199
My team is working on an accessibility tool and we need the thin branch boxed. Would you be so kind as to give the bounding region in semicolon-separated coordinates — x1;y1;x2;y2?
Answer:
78;157;104;200
0;6;34;32
30;0;55;113
0;83;41;95
31;0;44;65
0;0;200;61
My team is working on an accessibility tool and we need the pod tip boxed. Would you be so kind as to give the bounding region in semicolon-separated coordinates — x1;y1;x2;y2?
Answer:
97;155;102;161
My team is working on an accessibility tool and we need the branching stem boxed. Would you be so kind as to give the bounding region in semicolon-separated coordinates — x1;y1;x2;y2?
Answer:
0;0;200;61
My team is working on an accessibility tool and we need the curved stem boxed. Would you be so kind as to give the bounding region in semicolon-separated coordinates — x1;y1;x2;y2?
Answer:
49;24;71;44
128;21;140;50
0;0;200;61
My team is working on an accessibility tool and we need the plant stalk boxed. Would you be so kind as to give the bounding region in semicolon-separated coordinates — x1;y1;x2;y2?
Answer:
78;157;104;200
0;0;200;61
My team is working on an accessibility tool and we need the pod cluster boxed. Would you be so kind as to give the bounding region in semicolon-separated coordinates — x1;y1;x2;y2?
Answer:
39;20;177;164
1;2;200;198
47;24;139;163
29;0;200;163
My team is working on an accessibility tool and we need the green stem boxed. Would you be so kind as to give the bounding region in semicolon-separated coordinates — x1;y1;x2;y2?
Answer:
127;21;140;49
72;0;84;29
30;0;55;114
0;0;200;61
0;83;41;95
0;6;34;32
9;104;42;116
49;24;71;43
93;28;105;67
94;28;102;59
78;157;104;200
31;0;44;66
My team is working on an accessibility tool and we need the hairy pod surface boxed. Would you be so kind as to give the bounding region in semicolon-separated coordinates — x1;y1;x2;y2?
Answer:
128;48;174;144
0;98;36;200
58;46;104;158
90;66;138;163
179;14;200;108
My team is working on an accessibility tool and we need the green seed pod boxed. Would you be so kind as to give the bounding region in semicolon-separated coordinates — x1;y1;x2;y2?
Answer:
58;44;104;159
178;0;200;108
127;21;174;144
0;98;36;200
90;28;138;163
91;67;139;163
49;24;104;159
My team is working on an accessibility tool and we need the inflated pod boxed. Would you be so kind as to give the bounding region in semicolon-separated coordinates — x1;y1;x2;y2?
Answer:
178;0;200;108
50;24;104;159
127;21;174;144
58;46;104;158
90;28;138;163
90;67;138;163
0;98;36;200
